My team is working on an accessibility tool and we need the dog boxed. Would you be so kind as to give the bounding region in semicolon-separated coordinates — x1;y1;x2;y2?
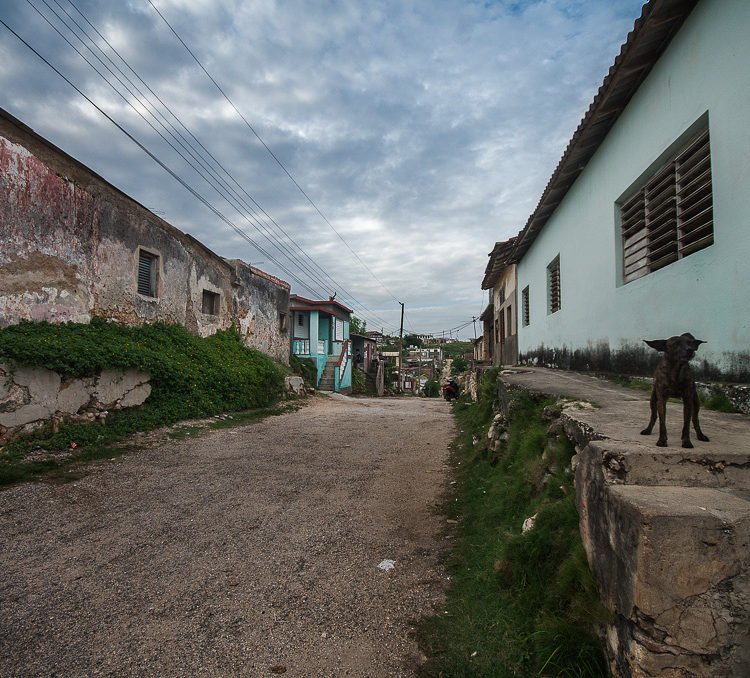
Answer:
640;333;709;448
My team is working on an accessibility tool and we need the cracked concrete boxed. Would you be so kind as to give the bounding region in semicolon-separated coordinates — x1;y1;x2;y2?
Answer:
499;367;750;677
0;364;151;438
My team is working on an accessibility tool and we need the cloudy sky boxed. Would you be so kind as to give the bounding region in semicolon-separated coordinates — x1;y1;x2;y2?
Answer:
1;0;645;339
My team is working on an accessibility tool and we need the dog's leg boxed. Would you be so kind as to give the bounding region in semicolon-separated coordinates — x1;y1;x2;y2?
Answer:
656;396;668;446
681;396;693;448
691;390;709;442
641;390;657;436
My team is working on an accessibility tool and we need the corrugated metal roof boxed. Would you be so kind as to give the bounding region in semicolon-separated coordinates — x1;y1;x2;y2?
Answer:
510;0;699;261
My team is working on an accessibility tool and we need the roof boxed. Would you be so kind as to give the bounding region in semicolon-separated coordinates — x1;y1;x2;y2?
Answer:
481;237;516;290
289;294;353;315
511;0;699;262
479;303;494;322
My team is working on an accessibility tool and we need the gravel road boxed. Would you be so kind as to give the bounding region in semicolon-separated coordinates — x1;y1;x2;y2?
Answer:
0;394;455;677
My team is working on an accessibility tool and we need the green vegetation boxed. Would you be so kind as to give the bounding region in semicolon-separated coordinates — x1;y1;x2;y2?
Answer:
609;375;738;413
608;375;652;392
417;371;610;677
0;319;289;485
451;355;468;375
290;353;317;385
430;340;473;359
350;315;367;335
700;389;738;413
423;378;441;398
351;366;366;393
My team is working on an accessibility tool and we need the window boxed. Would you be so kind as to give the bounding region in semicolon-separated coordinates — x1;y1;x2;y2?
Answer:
137;250;158;297
335;318;345;341
621;126;713;283
522;287;530;326
279;313;288;332
202;290;219;315
499;307;506;344
547;256;561;314
297;314;304;327
506;306;512;336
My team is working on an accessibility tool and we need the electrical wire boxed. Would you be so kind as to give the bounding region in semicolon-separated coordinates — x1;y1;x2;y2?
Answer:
146;0;404;307
18;0;397;330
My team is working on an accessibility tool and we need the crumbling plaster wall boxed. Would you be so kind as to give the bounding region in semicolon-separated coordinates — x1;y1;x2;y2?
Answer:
228;259;290;363
0;111;290;363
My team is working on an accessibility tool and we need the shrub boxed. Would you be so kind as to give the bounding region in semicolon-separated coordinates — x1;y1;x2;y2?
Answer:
290;353;317;386
0;319;286;482
423;378;441;398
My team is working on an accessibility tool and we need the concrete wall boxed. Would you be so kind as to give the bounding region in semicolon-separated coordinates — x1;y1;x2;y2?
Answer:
516;0;750;381
0;363;150;441
0;109;290;363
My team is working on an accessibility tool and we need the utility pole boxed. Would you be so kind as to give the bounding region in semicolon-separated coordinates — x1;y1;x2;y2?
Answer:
397;302;404;394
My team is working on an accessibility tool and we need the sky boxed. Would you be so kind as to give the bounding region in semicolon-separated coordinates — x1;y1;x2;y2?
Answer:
0;0;646;340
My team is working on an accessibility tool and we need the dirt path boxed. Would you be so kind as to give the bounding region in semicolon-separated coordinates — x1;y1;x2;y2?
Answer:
0;394;455;677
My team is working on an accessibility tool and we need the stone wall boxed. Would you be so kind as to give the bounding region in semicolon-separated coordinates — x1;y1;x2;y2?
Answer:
0;363;150;442
0;108;290;363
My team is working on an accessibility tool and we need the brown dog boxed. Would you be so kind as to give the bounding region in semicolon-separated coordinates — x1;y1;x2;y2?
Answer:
640;333;709;448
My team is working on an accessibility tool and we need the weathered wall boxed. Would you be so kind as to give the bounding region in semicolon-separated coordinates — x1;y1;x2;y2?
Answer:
0;363;150;441
0;109;290;363
515;0;750;381
491;264;517;366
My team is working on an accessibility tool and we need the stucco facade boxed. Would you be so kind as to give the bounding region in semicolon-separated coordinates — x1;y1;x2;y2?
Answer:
290;295;352;392
515;0;749;381
0;108;291;363
482;238;518;367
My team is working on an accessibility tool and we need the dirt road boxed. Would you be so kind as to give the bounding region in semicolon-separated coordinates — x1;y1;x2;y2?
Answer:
0;394;454;677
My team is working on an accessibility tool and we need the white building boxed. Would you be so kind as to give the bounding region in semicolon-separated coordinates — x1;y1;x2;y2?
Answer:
512;0;749;381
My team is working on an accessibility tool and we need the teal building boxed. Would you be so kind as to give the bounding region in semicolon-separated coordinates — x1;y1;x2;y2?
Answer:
290;295;352;393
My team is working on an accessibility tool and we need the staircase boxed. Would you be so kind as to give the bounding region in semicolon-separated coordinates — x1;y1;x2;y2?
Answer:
317;357;337;392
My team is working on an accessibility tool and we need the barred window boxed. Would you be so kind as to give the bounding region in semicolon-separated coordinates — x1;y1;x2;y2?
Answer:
521;286;530;327
621;126;713;283
547;256;561;314
137;250;158;297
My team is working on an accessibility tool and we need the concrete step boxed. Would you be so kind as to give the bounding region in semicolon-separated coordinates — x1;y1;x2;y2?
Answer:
578;483;750;677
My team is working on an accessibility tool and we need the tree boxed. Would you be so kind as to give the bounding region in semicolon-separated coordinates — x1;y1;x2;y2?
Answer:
404;334;423;348
451;355;468;374
350;316;367;335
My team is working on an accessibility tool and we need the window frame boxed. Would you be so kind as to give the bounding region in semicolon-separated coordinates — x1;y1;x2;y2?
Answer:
201;289;220;316
619;122;713;284
137;248;159;298
547;256;561;315
521;286;530;327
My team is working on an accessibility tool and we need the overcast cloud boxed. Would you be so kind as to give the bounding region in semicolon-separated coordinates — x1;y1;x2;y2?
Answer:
0;0;645;338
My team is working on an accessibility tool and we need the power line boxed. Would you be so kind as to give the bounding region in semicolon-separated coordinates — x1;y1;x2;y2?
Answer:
15;0;396;331
146;0;403;306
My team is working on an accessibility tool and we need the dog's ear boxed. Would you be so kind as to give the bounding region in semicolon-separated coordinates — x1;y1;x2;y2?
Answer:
690;338;706;349
644;339;668;352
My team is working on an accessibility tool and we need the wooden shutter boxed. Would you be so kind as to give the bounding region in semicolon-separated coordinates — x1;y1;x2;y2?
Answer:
548;257;561;314
676;128;713;257
138;252;154;296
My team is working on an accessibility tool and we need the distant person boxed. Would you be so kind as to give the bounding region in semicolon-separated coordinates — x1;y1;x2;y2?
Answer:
354;350;363;370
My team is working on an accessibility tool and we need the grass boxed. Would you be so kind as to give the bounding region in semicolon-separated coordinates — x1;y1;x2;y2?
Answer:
0;319;300;485
608;374;739;413
416;380;611;677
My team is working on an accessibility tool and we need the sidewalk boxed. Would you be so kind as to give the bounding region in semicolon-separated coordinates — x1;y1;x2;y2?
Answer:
498;367;750;678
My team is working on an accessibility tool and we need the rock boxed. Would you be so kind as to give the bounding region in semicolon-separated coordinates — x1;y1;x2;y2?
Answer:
542;404;562;420
284;376;305;395
522;514;537;533
546;419;563;437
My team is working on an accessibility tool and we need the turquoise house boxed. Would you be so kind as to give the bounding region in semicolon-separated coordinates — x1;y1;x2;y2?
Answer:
290;295;352;393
